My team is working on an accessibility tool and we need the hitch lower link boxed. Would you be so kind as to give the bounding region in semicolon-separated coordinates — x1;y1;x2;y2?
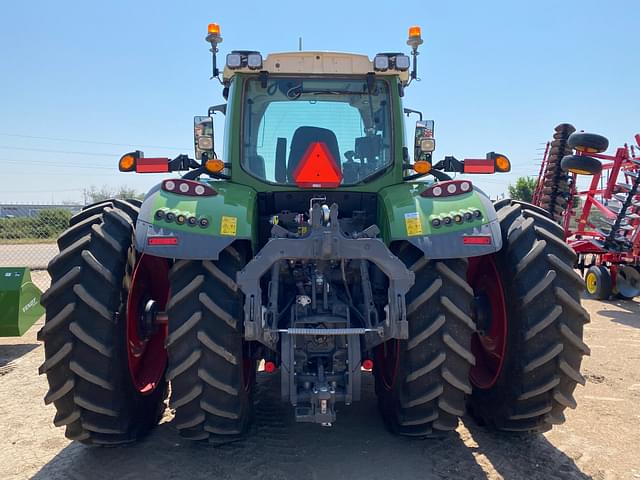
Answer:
236;203;415;349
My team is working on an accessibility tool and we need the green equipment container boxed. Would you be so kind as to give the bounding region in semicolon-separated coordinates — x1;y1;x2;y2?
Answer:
0;267;44;336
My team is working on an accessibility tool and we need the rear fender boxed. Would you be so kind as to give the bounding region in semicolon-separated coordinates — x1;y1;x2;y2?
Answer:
134;181;257;259
378;182;502;259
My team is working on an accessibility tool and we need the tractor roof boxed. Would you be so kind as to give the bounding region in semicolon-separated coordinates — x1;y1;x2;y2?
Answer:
222;51;410;84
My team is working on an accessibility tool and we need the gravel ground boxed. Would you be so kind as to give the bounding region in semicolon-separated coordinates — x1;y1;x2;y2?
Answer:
1;273;638;480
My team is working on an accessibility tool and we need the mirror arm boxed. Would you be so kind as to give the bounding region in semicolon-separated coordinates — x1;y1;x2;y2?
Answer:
434;155;464;173
430;169;453;181
403;168;452;182
182;166;229;181
168;154;199;172
403;108;423;121
208;104;227;116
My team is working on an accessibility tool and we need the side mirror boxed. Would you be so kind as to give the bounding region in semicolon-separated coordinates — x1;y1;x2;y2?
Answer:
414;120;435;162
194;116;215;161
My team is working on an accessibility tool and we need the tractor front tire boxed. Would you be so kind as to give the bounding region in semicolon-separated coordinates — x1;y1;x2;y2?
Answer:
375;247;475;437
166;248;254;443
467;200;590;432
39;199;168;445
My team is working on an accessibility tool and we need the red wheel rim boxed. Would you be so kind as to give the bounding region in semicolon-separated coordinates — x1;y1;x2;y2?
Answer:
468;255;508;389
374;339;400;391
126;254;169;395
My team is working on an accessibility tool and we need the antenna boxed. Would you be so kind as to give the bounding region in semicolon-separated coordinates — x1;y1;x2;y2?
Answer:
299;37;303;51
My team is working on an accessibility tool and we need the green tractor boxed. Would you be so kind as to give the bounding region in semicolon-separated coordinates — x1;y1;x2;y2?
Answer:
38;24;589;444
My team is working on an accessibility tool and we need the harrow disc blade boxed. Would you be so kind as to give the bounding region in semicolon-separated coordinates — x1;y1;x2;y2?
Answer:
616;265;640;299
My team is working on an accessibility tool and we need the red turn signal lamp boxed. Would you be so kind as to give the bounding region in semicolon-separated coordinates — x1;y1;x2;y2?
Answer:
148;236;178;246
463;158;495;174
136;157;170;173
463;235;492;245
162;179;217;196
421;180;473;198
264;361;277;373
293;142;343;188
361;359;374;371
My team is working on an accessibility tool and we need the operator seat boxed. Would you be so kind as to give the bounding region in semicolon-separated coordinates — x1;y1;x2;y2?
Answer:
287;126;341;182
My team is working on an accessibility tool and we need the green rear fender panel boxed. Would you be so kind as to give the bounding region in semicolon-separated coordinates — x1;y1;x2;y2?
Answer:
134;181;257;259
378;182;502;259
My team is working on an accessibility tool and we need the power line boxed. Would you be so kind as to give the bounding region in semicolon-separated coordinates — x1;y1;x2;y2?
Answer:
0;133;189;150
2;159;116;170
3;171;123;177
1;188;85;193
0;145;118;157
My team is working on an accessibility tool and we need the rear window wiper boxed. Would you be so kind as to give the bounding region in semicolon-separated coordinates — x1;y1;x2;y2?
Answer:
304;89;369;96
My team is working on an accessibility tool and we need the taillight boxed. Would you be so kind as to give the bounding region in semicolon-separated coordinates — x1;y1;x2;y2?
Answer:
463;235;492;245
421;180;473;198
148;236;178;246
162;179;217;196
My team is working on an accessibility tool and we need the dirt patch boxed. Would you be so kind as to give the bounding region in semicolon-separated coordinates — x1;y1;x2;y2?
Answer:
583;372;606;384
1;289;639;479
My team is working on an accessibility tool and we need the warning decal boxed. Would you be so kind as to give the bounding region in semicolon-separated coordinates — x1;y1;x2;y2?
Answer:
404;212;423;236
220;216;237;236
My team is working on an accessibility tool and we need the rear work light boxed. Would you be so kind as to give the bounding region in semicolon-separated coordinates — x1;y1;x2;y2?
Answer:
162;179;217;196
373;53;411;72
421;180;473;198
226;50;263;70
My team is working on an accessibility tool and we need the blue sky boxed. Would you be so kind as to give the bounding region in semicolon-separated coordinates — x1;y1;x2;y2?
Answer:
0;0;638;203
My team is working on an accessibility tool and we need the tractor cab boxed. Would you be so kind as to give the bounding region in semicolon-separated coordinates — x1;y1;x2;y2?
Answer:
238;74;392;188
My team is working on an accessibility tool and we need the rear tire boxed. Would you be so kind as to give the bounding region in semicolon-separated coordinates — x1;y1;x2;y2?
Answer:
166;247;255;443
375;246;475;437
467;200;590;432
39;199;167;445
